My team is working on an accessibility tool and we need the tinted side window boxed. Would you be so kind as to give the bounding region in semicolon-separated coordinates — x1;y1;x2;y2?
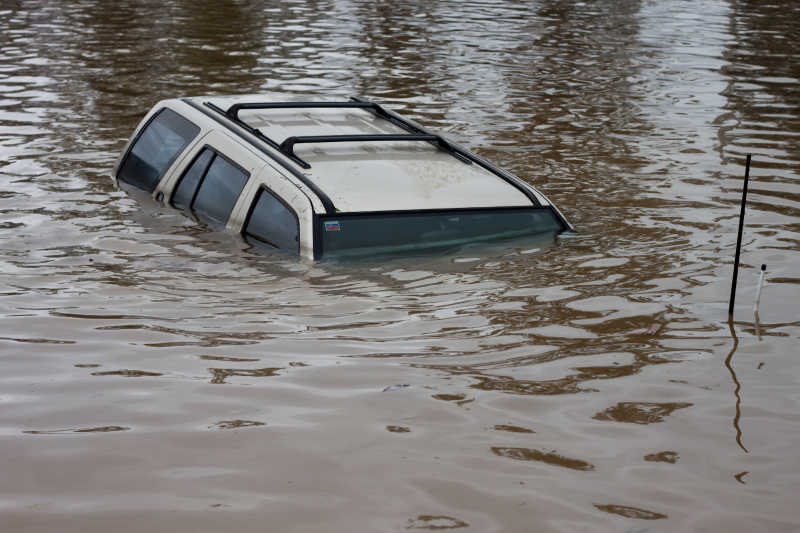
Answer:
244;188;300;253
117;109;199;193
192;155;249;227
172;149;214;210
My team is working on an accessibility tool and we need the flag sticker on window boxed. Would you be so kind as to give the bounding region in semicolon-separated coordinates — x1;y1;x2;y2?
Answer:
324;221;341;232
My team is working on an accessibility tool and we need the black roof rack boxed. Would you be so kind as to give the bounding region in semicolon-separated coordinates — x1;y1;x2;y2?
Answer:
223;101;471;169
200;97;542;209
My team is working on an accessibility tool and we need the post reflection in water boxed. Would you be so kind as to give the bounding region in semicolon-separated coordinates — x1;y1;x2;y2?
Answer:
725;320;747;453
1;0;799;532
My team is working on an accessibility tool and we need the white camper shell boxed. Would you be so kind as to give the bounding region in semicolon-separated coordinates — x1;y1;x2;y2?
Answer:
113;96;572;260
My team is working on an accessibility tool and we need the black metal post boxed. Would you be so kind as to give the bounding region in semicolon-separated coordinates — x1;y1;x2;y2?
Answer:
728;154;752;320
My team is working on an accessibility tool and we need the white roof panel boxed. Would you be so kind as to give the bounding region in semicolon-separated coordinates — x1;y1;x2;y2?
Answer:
202;97;533;212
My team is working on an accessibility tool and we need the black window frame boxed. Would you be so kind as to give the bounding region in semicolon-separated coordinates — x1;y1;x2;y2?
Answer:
170;144;251;228
170;147;215;211
116;107;200;193
242;186;301;255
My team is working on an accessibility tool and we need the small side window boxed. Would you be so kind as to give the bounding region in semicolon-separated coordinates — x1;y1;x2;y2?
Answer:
172;149;214;210
117;109;199;193
192;154;249;227
243;188;300;254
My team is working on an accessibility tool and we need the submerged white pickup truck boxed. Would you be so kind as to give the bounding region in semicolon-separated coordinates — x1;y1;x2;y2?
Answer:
113;96;572;260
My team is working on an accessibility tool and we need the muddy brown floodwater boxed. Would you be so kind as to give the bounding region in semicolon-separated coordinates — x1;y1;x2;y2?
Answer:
1;1;799;532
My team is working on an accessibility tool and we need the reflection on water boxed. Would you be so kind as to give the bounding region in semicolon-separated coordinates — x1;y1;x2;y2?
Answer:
724;320;748;452
592;401;693;425
1;0;799;531
207;366;282;385
91;369;164;377
211;420;266;430
407;515;469;530
23;426;130;435
593;504;667;521
493;424;535;434
644;451;679;464
491;447;595;471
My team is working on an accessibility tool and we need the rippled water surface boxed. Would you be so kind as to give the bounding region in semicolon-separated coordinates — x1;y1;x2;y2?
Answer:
2;1;799;531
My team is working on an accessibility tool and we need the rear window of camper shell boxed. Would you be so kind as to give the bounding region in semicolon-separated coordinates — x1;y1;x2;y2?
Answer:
317;207;563;259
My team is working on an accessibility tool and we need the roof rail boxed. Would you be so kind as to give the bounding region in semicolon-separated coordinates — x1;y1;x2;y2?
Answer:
227;101;378;122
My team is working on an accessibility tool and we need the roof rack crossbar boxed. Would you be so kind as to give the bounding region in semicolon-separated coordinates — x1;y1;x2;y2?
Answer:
279;134;466;168
227;101;378;122
225;100;402;127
